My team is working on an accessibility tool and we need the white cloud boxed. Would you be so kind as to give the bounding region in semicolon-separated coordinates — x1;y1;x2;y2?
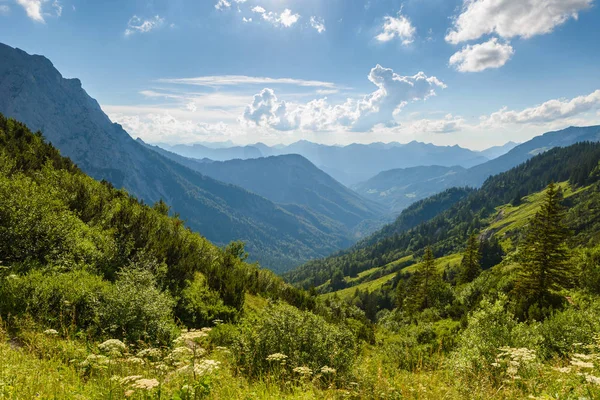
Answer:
252;6;300;27
215;0;230;10
407;114;466;133
449;38;514;72
0;5;10;15
375;11;416;45
446;0;593;44
241;65;446;132
482;89;600;126
125;15;165;36
310;16;326;33
242;17;252;23
157;75;339;89
110;112;239;144
16;0;61;22
215;0;246;10
242;88;299;131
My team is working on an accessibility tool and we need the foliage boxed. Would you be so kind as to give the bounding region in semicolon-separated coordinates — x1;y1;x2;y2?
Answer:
232;303;358;379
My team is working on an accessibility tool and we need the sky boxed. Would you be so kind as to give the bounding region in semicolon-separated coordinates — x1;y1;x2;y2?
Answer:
1;0;599;150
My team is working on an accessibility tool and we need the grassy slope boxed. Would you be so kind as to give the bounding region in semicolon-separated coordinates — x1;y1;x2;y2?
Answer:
322;182;580;300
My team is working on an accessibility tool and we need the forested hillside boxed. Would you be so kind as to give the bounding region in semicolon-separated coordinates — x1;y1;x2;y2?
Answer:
287;142;600;290
0;43;362;272
142;141;386;232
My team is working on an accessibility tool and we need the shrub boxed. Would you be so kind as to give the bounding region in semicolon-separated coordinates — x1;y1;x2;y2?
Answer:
0;269;110;336
177;273;238;327
98;268;178;345
232;303;358;379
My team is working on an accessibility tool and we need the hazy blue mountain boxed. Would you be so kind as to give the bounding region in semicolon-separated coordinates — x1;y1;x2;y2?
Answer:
141;141;387;233
353;165;469;213
354;126;600;213
478;141;519;159
160;143;263;161
0;42;358;272
157;139;489;186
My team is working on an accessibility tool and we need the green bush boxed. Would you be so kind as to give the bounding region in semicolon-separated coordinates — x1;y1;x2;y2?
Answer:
0;269;110;336
98;268;177;345
178;272;238;327
232;303;358;379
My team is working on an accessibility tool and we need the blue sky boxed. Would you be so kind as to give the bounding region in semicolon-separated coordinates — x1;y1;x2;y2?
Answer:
1;0;599;149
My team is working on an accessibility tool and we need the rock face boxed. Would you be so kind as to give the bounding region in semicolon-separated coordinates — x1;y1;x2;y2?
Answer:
0;43;354;272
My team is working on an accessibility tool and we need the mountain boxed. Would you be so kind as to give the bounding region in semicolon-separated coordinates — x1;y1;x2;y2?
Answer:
160;143;263;161
141;141;386;232
286;142;600;289
353;126;600;214
158;139;490;186
0;43;355;272
352;165;469;213
478;141;519;159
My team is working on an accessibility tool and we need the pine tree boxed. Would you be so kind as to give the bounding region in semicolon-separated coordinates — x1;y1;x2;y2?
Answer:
515;182;573;309
458;233;482;284
416;246;437;310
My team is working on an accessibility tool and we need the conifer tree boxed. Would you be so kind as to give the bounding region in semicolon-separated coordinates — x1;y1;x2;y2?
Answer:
458;233;482;284
416;246;437;310
515;182;573;309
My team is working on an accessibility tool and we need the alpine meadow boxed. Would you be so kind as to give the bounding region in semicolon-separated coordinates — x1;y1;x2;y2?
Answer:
1;0;600;399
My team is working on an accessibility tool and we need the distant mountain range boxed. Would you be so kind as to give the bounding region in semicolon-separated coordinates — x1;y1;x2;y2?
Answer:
0;42;379;272
158;140;491;186
354;126;600;213
141;141;387;235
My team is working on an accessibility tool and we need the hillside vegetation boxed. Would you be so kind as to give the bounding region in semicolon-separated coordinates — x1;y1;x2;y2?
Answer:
3;115;600;399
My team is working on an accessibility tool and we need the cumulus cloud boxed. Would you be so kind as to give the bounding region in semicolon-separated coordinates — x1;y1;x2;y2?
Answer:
125;15;165;36
446;0;593;44
242;65;446;132
408;114;466;133
252;6;300;27
482;89;600;125
242;89;300;131
375;11;416;45
16;0;62;22
310;16;326;33
449;38;514;72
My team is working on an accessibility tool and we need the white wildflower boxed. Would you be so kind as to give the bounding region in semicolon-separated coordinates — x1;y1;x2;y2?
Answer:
98;339;127;357
320;366;336;374
293;366;312;376
43;329;59;336
266;353;288;362
131;378;160;391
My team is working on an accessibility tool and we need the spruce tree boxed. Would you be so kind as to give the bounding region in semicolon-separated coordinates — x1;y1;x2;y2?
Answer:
458;233;482;284
515;182;573;310
416;246;437;310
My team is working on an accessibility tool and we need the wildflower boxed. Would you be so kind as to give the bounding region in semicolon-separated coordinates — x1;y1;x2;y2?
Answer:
43;329;59;336
131;378;160;391
137;348;162;361
98;339;127;357
320;366;336;375
120;375;144;386
79;354;109;369
571;359;595;369
553;366;572;373
585;374;600;385
213;319;223;325
169;346;195;362
266;353;288;362
173;330;209;348
124;390;135;397
178;359;221;376
573;353;594;361
125;357;145;365
293;366;312;376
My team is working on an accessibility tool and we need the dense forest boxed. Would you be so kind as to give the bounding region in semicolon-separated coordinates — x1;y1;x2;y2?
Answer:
2;114;600;399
